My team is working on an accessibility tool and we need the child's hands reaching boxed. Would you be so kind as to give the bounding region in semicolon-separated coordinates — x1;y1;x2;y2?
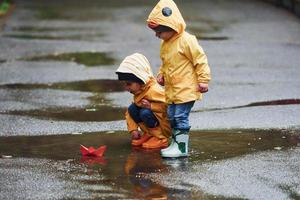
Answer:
131;130;141;140
156;74;165;86
141;99;151;109
198;83;209;93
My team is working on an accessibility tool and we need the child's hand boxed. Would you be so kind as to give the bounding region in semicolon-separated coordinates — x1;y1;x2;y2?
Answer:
198;83;209;93
156;74;165;86
140;99;151;109
131;130;141;140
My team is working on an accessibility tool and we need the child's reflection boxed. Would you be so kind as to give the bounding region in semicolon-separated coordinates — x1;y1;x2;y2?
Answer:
124;147;168;199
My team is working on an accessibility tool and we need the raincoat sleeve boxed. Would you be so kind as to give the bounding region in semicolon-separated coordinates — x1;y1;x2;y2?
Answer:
125;110;138;133
185;36;211;83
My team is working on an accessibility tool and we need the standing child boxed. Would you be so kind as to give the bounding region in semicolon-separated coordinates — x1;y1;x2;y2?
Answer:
116;53;171;149
147;0;211;157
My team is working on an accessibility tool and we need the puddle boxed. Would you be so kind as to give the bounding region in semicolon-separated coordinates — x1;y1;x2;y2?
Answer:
4;33;104;41
194;99;300;112
245;99;300;107
11;26;87;32
189;129;299;162
197;36;229;41
6;105;126;122
0;80;126;121
0;129;298;163
186;25;229;41
7;24;105;41
0;129;298;199
0;79;124;93
23;52;116;66
34;5;113;21
31;0;154;21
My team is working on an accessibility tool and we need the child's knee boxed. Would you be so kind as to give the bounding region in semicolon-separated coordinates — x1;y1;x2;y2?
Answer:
128;103;139;115
139;108;158;128
139;108;153;119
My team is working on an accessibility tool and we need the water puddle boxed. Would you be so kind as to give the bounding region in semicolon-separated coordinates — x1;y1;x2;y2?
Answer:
185;16;228;39
6;105;126;122
0;80;126;121
22;52;116;66
5;33;104;41
189;129;299;162
0;79;124;93
34;5;114;21
197;36;229;41
194;99;300;112
11;26;88;32
0;129;298;199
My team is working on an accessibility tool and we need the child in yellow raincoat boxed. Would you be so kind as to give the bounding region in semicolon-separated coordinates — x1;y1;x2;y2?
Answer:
116;53;171;149
147;0;211;157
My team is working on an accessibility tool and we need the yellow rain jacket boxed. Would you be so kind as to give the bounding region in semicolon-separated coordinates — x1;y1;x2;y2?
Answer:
116;53;171;139
147;0;211;104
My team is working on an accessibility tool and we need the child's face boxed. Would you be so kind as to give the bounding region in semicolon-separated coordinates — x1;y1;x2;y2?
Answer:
123;81;143;94
155;31;176;41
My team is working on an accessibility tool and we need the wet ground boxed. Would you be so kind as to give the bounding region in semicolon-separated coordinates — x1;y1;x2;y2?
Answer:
0;0;300;199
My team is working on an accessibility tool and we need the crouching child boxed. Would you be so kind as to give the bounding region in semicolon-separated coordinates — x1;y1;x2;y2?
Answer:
116;53;171;149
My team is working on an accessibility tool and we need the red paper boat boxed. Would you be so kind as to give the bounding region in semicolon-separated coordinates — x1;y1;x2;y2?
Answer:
80;144;107;157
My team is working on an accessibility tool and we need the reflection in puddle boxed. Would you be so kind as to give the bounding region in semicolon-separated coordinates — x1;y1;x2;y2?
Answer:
23;52;116;66
80;156;107;166
0;79;124;93
0;130;298;199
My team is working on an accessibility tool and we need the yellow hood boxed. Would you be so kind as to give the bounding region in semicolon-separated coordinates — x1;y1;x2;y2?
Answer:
147;0;186;34
116;53;154;84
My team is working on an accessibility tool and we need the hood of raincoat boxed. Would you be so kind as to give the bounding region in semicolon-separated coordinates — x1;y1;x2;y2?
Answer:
147;0;186;35
116;53;154;84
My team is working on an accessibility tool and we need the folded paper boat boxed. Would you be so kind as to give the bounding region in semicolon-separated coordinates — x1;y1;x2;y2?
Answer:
80;144;107;157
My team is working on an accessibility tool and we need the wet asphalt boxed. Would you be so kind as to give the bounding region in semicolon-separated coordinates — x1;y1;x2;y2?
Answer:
0;0;299;199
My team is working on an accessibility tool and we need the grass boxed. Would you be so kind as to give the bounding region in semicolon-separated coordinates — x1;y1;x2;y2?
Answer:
0;0;12;16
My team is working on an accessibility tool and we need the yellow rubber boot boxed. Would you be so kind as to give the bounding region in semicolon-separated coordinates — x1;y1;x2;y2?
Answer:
131;134;152;146
142;127;168;149
131;123;151;146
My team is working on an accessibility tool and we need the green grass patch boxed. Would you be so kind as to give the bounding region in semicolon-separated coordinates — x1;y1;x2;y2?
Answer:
0;0;12;15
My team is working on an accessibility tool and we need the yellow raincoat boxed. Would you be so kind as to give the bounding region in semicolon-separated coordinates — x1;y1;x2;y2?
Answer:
147;0;211;104
116;53;171;139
